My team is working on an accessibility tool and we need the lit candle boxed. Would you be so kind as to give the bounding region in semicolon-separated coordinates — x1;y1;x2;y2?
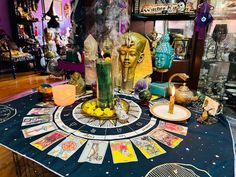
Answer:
101;50;104;60
169;86;175;114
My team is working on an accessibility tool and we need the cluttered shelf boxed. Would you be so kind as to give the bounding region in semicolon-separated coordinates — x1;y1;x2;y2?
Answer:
16;16;38;24
131;13;196;21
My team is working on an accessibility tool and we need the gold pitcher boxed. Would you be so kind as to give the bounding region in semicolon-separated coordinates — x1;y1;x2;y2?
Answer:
168;73;198;105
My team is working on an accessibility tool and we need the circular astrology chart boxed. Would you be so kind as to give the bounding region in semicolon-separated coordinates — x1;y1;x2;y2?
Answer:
12;92;232;177
54;94;157;140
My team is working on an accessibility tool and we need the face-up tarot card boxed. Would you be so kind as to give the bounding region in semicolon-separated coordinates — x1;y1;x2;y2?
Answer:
48;134;87;160
148;128;183;148
21;115;52;126
202;96;220;116
22;122;57;138
78;140;108;164
30;130;68;151
36;102;56;108
110;139;138;164
158;120;188;136
27;108;56;115
131;135;166;159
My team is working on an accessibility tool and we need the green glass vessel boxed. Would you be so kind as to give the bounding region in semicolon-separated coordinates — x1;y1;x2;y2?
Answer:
96;61;113;108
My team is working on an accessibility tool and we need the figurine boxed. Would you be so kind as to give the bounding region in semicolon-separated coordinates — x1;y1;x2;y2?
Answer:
84;34;98;85
114;97;129;124
18;4;27;18
155;34;174;72
145;31;161;57
68;72;86;95
64;3;71;19
44;28;58;58
118;32;152;92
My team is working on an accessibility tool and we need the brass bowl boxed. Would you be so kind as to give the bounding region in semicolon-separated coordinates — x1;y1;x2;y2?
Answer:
81;98;129;119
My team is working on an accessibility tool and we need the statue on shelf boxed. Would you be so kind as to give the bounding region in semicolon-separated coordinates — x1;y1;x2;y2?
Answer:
44;28;58;59
18;4;25;17
118;32;152;92
155;34;174;73
145;31;161;57
68;72;86;95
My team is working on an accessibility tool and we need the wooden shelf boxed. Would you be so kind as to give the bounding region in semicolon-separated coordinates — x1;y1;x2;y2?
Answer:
16;17;38;24
151;59;190;82
131;13;196;21
213;14;236;20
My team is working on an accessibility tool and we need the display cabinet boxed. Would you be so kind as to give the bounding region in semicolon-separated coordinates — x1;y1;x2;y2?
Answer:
9;0;39;47
197;0;236;109
130;0;204;90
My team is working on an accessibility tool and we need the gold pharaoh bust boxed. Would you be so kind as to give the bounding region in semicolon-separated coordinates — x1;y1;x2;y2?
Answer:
118;32;152;92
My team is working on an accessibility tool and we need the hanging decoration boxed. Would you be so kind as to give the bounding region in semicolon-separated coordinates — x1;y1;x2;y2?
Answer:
195;1;214;40
64;3;71;19
45;0;60;29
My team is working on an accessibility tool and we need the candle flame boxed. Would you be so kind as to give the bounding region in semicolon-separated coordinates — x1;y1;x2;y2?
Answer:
172;86;175;96
101;51;104;58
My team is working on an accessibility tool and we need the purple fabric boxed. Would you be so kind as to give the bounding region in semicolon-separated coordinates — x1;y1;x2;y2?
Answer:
195;2;214;39
58;59;85;75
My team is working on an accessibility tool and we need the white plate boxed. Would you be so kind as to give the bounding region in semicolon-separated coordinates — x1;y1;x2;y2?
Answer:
150;104;191;122
226;89;236;94
225;83;236;88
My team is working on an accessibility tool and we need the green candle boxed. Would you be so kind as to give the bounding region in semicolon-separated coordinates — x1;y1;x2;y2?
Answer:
96;61;113;108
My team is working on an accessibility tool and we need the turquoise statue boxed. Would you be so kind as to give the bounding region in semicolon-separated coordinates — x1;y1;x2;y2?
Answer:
155;34;174;71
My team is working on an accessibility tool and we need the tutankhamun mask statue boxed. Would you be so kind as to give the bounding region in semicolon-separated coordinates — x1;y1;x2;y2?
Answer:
118;32;152;92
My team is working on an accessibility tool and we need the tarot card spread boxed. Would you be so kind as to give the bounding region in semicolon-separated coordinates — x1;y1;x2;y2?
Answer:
148;128;183;148
48;134;87;160
78;140;108;164
30;130;68;151
22;122;57;138
21;115;52;126
110;139;138;164
158;120;188;136
131;135;166;159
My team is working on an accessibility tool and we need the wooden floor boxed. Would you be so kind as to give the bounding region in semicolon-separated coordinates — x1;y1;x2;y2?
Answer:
0;71;64;177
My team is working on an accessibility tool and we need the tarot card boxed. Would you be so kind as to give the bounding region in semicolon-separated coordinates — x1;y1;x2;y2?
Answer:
30;130;68;151
202;96;220;116
48;134;87;160
110;139;138;164
22;122;57;138
148;128;183;148
36;102;56;108
21;115;52;126
131;135;166;159
158;120;188;136
78;140;108;164
27;108;56;115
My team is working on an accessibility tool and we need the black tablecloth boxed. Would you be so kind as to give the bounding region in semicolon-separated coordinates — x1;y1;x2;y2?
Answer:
0;93;234;177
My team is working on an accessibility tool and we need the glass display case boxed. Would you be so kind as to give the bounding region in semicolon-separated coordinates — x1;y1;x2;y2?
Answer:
197;0;236;111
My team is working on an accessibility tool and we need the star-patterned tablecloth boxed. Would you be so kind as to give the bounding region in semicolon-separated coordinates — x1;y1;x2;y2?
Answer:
0;92;234;177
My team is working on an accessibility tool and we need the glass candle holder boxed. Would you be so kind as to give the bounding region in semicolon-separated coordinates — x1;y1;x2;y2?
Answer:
52;84;76;106
96;60;113;108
